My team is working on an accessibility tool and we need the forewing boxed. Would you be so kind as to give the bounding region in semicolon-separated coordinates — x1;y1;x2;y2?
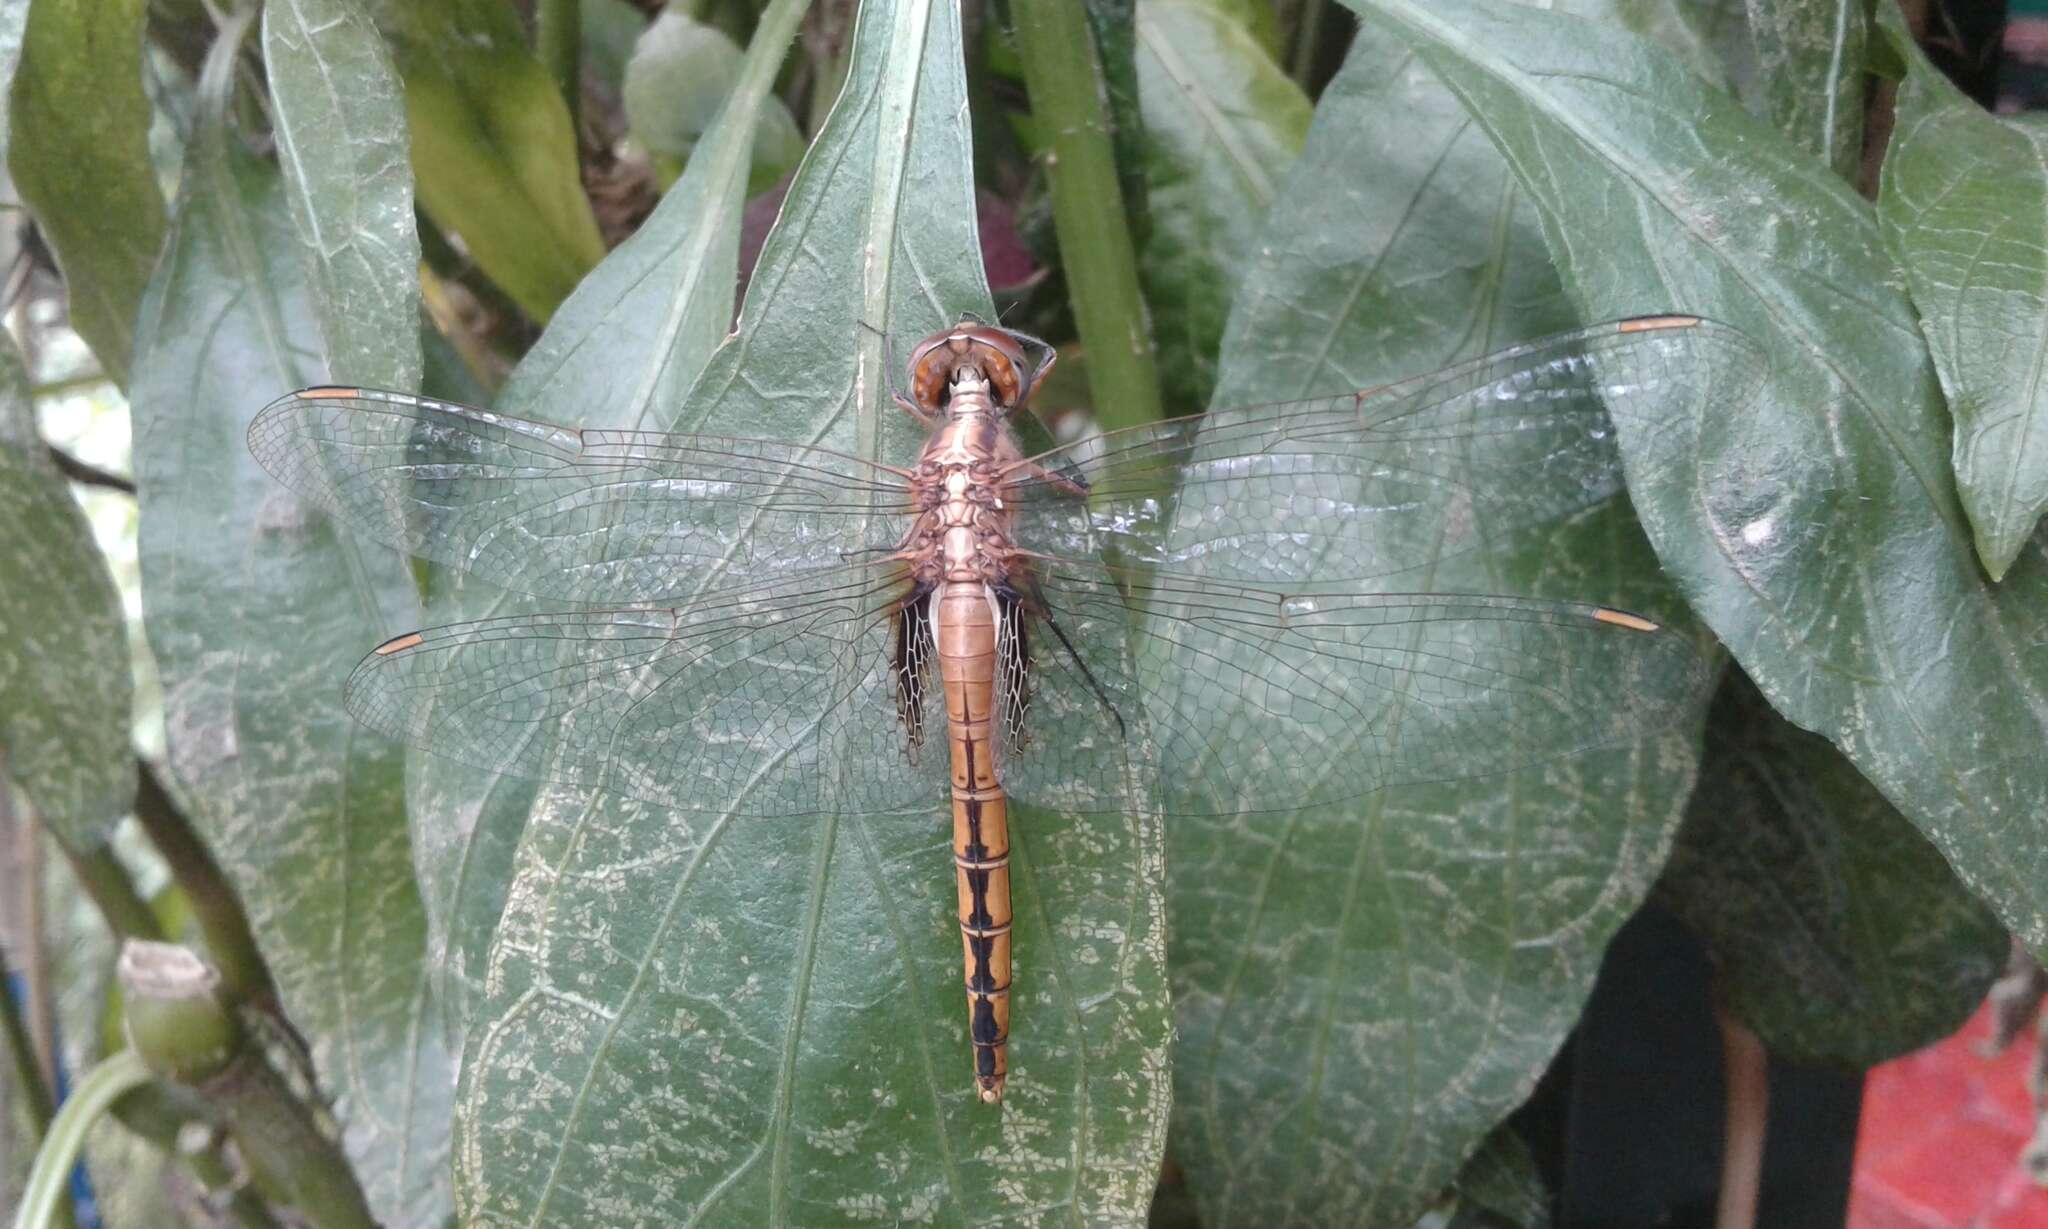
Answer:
344;566;946;817
248;387;910;604
997;559;1712;816
1009;317;1746;584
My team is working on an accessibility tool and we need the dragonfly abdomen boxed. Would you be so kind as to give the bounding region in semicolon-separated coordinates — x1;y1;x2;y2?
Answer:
936;580;1013;1103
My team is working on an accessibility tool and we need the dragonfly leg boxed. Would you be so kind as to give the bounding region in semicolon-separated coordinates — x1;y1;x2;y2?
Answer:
1000;458;1089;499
1008;576;1126;738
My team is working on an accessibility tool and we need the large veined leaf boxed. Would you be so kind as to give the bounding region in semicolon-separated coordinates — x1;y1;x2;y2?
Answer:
381;0;607;322
434;0;1171;1220
130;26;451;1226
1658;669;2005;1069
264;0;424;394
1344;0;2048;962
410;0;807;1050
1876;4;2048;580
1743;0;1868;180
0;335;134;849
1161;17;1709;1226
1135;0;1308;414
8;0;165;388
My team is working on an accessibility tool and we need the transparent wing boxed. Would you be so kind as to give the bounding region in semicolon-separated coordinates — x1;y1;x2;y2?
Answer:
248;387;910;604
340;555;1707;821
996;557;1713;817
343;565;948;817
1009;317;1759;585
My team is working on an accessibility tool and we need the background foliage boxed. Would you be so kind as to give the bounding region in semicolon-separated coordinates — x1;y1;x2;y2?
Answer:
0;0;2035;1226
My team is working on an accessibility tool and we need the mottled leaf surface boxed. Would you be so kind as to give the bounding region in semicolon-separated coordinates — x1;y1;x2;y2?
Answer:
0;336;133;848
1660;670;2005;1068
265;0;424;394
1347;1;2048;966
1744;0;1868;179
1610;0;1754;95
1163;22;1707;1227
130;44;451;1226
443;0;1170;1221
411;0;805;1050
382;0;606;321
9;0;165;388
1135;0;1307;414
1877;5;2048;579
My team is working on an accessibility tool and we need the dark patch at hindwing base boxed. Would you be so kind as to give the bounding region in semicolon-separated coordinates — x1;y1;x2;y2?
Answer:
995;586;1032;750
892;584;934;754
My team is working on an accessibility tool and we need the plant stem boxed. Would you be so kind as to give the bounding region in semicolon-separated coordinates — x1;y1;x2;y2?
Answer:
538;0;582;131
58;840;163;944
120;942;377;1229
0;955;57;1136
43;446;136;494
1715;1000;1768;1229
133;761;274;1006
1009;0;1163;432
0;952;73;1228
10;1049;151;1229
1289;0;1326;86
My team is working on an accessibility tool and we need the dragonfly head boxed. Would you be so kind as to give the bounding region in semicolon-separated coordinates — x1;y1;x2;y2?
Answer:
907;321;1049;417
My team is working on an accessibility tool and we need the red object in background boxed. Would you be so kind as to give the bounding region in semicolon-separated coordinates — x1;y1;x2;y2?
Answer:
1849;1001;2048;1228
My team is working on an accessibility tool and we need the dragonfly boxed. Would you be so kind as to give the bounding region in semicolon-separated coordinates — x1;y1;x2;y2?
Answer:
247;314;1726;1103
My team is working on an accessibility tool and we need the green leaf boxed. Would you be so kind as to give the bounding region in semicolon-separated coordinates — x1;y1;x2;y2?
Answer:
1876;4;2048;579
1136;0;1308;413
130;27;451;1226
9;0;166;388
384;0;607;322
1607;0;1754;96
1437;1127;1551;1229
582;0;648;95
1164;24;1707;1227
1659;669;2006;1068
1743;0;1869;180
410;0;804;1046
430;0;1169;1220
622;8;805;192
264;0;424;394
1343;1;2048;963
0;0;29;168
0;336;134;848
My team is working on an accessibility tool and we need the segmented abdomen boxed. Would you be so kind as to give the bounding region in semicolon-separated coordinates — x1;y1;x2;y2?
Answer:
935;580;1013;1103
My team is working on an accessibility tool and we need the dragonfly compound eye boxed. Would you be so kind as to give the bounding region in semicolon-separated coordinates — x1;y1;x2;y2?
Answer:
908;324;1031;411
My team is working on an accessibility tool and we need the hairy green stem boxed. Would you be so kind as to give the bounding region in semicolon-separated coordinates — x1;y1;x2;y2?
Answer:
133;761;274;1006
1009;0;1163;432
11;1049;150;1229
538;0;582;129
